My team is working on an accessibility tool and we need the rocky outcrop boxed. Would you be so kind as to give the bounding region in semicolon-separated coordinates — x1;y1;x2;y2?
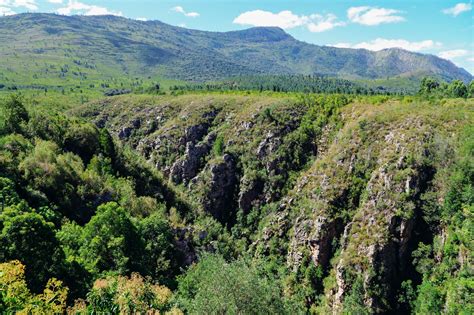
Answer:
170;133;216;185
182;123;210;146
285;127;367;273
332;123;433;313
173;227;197;266
238;175;264;213
202;154;237;223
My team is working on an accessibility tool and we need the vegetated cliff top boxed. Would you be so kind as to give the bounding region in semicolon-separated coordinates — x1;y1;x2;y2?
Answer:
75;92;472;313
0;13;471;84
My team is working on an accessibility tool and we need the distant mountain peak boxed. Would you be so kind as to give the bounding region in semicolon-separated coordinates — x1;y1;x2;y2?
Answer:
0;13;471;83
225;26;292;42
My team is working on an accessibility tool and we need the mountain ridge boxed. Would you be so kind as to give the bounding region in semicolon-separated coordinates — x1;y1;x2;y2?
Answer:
0;13;471;85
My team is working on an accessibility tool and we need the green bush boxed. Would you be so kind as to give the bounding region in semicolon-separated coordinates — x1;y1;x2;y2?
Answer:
177;254;291;314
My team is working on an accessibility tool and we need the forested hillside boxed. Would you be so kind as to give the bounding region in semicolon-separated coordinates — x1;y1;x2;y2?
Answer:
0;13;471;89
1;89;472;313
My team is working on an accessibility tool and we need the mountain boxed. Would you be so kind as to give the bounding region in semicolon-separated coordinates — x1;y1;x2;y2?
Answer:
0;13;471;86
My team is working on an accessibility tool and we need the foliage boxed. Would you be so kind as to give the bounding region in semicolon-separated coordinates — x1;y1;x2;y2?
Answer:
213;134;225;156
177;254;292;314
69;273;178;314
412;124;473;313
0;211;65;292
1;95;29;135
419;77;472;98
79;202;143;275
0;260;68;314
171;75;395;95
0;91;472;314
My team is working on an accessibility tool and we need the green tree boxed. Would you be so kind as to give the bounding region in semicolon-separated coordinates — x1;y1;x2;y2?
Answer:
342;277;371;315
26;112;67;145
99;128;116;161
63;122;100;163
0;260;68;314
414;280;442;314
1;95;29;135
19;140;84;220
0;212;65;292
419;77;440;94
448;80;468;98
0;177;20;210
78;273;176;314
468;80;474;98
79;202;144;275
139;212;175;284
177;254;289;314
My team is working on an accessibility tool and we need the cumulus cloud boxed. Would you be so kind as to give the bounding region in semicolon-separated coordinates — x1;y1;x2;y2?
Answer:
0;5;15;15
307;13;345;32
136;17;147;21
332;38;441;52
438;49;469;59
13;0;37;10
48;0;63;4
233;10;344;32
234;10;307;29
172;6;199;18
57;0;122;16
347;6;405;26
0;0;37;11
442;3;472;16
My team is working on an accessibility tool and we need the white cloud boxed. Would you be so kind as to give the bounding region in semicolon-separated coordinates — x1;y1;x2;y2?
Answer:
0;6;15;15
233;10;344;32
347;6;405;26
57;0;122;16
0;0;37;11
438;50;473;72
442;3;472;16
332;38;442;52
307;13;345;32
234;10;307;29
172;6;199;18
48;0;63;4
136;17;147;21
438;49;469;59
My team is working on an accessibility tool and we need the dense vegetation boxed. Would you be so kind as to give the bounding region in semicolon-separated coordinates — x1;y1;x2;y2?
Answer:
0;10;472;314
170;75;402;95
1;82;472;313
0;13;471;91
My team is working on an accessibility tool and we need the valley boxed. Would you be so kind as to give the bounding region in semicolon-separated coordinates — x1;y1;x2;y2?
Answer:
0;11;473;315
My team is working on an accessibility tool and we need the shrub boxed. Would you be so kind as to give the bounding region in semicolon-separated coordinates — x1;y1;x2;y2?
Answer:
177;254;289;314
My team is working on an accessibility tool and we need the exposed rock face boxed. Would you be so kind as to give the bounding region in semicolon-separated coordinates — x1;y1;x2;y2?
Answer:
75;93;472;314
286;128;365;272
118;126;133;140
170;133;216;185
238;175;264;213
256;131;282;160
202;154;237;223
183;123;210;146
332;123;433;313
173;227;197;266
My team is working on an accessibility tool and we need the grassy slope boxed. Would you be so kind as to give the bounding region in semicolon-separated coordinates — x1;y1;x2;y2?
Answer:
0;13;471;91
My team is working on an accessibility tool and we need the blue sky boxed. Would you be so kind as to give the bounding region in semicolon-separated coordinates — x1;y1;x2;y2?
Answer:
1;0;473;73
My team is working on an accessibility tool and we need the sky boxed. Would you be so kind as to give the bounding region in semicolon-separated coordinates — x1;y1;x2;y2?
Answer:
1;0;473;74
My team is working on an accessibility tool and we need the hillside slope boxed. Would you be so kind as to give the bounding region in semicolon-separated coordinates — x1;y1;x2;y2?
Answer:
74;93;473;313
0;13;471;86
